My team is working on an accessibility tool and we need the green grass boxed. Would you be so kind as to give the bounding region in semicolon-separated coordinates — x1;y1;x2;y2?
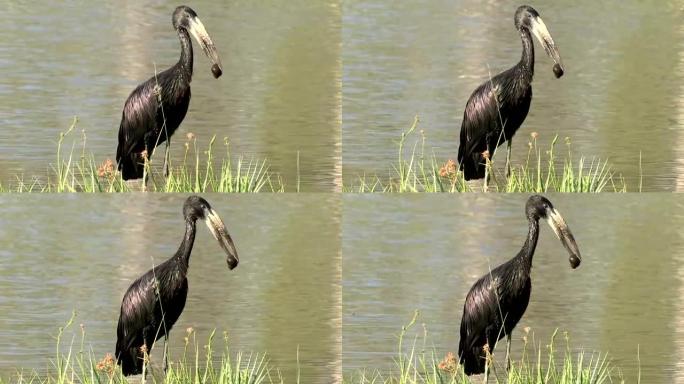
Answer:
0;117;285;193
1;314;283;384
344;117;632;193
344;311;626;384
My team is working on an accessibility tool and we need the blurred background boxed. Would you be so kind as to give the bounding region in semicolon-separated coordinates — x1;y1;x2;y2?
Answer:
0;1;341;191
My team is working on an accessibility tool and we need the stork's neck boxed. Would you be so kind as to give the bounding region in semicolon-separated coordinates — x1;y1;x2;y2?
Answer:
177;28;194;81
174;220;197;271
518;217;540;270
518;28;535;83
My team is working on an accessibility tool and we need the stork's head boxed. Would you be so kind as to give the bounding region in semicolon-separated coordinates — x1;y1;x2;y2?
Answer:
515;5;564;78
526;195;581;269
184;196;238;270
173;6;223;78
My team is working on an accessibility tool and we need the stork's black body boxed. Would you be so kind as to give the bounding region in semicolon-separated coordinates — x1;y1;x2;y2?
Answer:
457;6;564;180
115;65;192;180
115;253;189;375
116;6;222;180
458;195;581;375
458;250;532;375
115;196;238;376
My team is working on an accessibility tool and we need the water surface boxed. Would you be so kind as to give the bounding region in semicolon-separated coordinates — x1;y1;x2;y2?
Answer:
342;0;684;191
0;194;341;383
0;1;341;191
343;195;684;383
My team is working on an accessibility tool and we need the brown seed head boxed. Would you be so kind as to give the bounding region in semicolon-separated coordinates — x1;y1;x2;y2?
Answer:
437;351;458;373
97;159;115;178
482;150;490;160
96;353;116;375
439;166;448;178
439;159;458;178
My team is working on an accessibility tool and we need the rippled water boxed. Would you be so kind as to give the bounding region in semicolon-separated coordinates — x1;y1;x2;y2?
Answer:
0;1;341;191
3;1;682;192
2;194;683;382
343;195;684;383
2;2;683;383
0;195;341;383
342;0;684;191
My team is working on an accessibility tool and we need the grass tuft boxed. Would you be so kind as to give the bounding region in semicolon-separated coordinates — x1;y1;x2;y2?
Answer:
344;117;631;193
0;313;282;384
343;311;622;384
0;118;285;193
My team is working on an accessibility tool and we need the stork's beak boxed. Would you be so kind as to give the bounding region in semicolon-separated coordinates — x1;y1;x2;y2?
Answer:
529;16;564;78
545;208;581;268
187;16;223;78
203;209;239;269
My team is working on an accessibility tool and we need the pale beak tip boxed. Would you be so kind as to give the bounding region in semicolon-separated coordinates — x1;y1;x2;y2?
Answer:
211;64;223;79
553;63;564;78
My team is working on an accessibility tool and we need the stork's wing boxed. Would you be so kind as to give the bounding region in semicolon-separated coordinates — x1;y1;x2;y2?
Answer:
458;274;503;354
115;274;158;353
457;81;504;163
115;80;160;163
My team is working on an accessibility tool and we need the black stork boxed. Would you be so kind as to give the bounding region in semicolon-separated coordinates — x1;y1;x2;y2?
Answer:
116;6;223;180
457;195;581;376
115;196;238;376
457;6;564;180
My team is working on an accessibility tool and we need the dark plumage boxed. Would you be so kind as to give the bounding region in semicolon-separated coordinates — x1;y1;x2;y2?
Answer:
116;6;223;180
457;5;564;180
115;196;238;375
458;195;581;375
